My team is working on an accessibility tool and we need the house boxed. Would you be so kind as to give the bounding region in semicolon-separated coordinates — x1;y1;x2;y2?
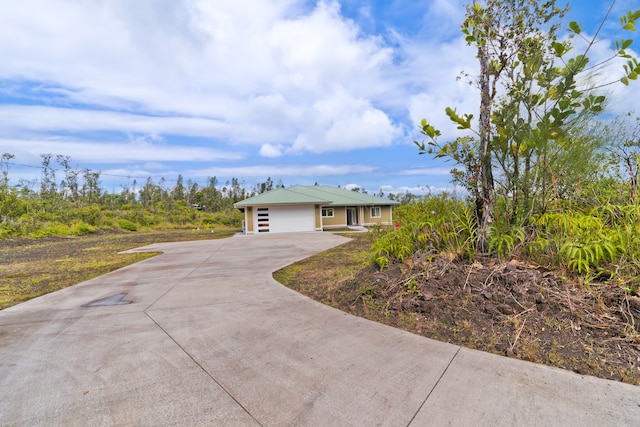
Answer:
234;185;400;234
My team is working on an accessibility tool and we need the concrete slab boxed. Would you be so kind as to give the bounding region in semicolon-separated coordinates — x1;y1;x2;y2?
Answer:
1;232;639;426
0;311;259;426
147;298;459;426
412;347;640;426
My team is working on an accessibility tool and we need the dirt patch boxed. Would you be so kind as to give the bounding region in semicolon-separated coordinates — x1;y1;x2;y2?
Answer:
276;233;640;385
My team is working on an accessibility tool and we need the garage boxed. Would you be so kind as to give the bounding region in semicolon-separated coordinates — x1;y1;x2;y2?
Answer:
234;185;399;235
254;205;315;234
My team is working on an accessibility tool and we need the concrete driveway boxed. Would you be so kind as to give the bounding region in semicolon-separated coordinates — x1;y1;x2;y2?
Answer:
1;233;638;426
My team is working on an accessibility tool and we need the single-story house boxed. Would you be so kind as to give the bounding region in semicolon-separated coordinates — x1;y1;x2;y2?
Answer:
234;185;400;234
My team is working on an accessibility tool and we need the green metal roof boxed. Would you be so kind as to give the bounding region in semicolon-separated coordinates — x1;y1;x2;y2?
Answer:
233;187;330;207
234;185;400;207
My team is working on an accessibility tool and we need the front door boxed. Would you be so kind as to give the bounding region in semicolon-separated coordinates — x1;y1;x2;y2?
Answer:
347;208;357;225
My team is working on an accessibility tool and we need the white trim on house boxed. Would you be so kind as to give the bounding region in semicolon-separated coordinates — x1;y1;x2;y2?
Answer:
321;207;334;217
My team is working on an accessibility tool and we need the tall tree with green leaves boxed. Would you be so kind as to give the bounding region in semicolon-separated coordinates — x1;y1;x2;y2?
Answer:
172;174;186;203
415;0;640;253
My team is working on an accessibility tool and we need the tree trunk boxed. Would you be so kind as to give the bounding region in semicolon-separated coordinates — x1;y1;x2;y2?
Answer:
477;44;495;254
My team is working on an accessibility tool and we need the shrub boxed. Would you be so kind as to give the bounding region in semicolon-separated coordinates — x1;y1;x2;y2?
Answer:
370;194;475;269
117;219;138;231
70;221;96;236
72;205;103;226
28;222;71;238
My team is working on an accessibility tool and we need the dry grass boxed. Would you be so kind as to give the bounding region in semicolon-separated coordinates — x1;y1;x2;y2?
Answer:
0;228;236;309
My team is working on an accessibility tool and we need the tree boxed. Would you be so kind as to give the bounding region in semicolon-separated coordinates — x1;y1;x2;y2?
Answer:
39;154;58;212
172;174;186;203
1;153;14;190
200;177;222;211
81;169;102;205
57;155;80;202
187;180;199;205
605;113;640;203
139;177;159;209
0;153;26;227
415;0;639;253
258;177;274;194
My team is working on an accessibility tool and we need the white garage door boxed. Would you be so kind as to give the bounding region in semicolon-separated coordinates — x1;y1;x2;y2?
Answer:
254;206;315;234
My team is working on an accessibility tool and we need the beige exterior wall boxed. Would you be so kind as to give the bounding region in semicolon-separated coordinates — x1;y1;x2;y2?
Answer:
314;205;322;230
321;205;394;228
321;206;347;228
362;205;393;225
245;207;254;233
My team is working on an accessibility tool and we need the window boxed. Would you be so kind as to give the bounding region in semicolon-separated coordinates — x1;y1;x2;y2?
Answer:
322;207;334;217
370;207;381;218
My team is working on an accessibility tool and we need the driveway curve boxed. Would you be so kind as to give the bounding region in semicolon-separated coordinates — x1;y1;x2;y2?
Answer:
1;233;638;426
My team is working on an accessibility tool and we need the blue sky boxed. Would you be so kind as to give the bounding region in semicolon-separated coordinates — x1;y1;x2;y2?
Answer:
1;0;639;195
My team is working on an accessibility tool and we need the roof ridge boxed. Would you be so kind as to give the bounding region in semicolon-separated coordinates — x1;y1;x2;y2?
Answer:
299;185;395;203
282;186;330;202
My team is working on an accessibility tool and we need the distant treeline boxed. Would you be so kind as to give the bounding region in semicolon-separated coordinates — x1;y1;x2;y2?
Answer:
0;153;414;238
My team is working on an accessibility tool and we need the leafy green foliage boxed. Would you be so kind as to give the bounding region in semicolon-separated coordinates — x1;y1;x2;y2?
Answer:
372;195;640;290
0;154;253;238
525;206;640;281
117;219;138;232
488;224;525;260
370;195;478;269
415;0;640;247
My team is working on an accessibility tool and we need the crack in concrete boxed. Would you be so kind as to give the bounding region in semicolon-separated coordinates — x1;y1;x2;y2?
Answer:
407;346;462;426
144;310;263;427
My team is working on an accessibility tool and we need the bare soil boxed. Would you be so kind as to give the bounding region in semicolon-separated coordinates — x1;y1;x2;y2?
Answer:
276;233;640;385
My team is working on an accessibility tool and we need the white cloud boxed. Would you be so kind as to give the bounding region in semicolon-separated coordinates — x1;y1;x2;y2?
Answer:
396;166;453;176
0;137;244;164
0;0;405;155
194;164;376;178
344;183;360;190
259;144;284;158
574;31;640;116
290;88;402;153
402;37;479;140
0;105;231;137
267;1;392;92
2;0;636;193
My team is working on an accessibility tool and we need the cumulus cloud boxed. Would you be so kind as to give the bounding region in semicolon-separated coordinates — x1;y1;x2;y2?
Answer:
402;36;479;140
259;144;284;158
1;0;637;194
289;88;402;153
0;0;404;156
344;183;360;191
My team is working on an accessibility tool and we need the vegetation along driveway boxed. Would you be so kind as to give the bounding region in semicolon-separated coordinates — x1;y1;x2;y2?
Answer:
1;233;638;426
